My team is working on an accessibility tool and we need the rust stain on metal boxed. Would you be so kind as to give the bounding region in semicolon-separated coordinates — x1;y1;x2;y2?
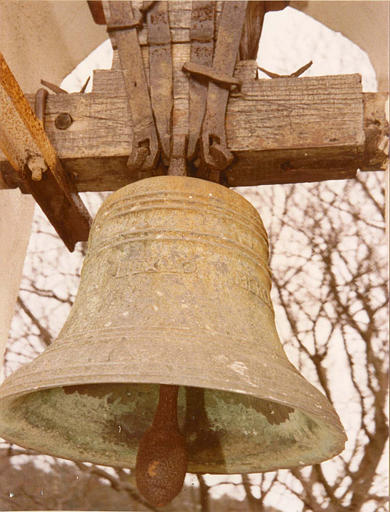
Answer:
1;52;69;192
136;384;187;507
0;52;91;250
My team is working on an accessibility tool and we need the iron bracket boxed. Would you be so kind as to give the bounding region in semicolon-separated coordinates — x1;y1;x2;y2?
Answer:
199;1;248;181
106;1;159;174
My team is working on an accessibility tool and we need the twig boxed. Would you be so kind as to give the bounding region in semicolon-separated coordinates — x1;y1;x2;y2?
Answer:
40;79;68;95
258;60;313;79
80;76;91;94
16;296;53;346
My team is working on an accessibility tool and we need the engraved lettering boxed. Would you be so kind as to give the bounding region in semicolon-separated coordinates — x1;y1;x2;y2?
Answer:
226;269;271;307
114;256;197;278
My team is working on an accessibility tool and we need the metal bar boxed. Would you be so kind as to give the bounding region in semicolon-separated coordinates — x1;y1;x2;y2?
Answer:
187;1;215;161
87;0;106;24
200;1;248;177
0;52;91;251
183;62;241;89
107;1;159;172
147;1;173;163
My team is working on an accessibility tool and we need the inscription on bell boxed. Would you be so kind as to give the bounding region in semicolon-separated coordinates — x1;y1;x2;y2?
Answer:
114;256;197;278
230;271;271;308
111;252;271;308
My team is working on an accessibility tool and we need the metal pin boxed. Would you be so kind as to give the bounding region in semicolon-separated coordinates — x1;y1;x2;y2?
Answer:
40;79;68;95
258;60;313;79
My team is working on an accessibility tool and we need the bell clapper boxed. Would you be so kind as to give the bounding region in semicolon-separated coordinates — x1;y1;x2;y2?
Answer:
135;384;188;507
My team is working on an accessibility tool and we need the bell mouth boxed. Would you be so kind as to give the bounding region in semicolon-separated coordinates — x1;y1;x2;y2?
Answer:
0;381;346;474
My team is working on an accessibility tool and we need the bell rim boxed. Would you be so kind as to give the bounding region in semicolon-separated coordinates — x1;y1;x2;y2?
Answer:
0;370;347;473
0;428;346;476
0;352;346;439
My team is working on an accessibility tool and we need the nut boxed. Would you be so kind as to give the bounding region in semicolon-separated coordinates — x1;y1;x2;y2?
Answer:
26;155;47;181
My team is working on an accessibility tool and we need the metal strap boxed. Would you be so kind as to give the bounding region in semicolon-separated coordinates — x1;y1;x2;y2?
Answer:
187;1;215;161
87;1;107;24
147;1;173;163
167;134;187;176
107;1;159;172
200;1;248;180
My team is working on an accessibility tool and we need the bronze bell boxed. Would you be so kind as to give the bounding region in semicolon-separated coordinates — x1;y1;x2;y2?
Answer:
0;176;346;475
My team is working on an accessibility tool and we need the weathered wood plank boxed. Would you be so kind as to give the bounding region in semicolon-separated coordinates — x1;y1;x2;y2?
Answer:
0;72;387;192
361;92;389;171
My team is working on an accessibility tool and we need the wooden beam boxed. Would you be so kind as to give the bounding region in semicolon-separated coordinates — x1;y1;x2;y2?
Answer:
0;69;387;192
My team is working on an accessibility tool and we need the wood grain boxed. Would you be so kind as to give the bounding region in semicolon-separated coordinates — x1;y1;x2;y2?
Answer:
1;69;386;192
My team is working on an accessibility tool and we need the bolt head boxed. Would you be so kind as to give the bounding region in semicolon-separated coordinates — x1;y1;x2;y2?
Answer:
55;113;73;130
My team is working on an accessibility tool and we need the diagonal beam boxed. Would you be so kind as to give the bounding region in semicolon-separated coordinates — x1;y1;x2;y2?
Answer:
0;52;91;251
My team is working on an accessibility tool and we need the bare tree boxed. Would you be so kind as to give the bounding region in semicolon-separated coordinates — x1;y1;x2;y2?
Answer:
233;172;388;511
1;172;388;511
